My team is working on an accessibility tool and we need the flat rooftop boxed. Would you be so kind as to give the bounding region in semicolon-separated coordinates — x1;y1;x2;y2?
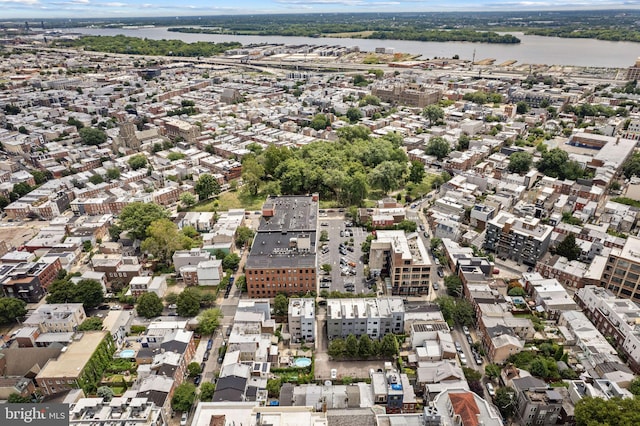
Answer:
37;331;108;378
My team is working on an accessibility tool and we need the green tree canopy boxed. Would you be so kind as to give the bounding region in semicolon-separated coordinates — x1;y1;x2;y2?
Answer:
425;136;450;160
187;362;201;377
180;192;196;207
444;275;463;297
0;297;27;325
195;174;221;200
141;218;196;265
235;226;255;248
274;294;288;316
200;382;216;401
346;107;363;123
177;288;202;317
96;386;114;401
222;253;241;271
127;154;147;170
556;233;581;261
47;278;105;310
380;333;399;357
422;104;444;126
171;382;197;412
136;292;164;319
537;148;585;180
106;168;121;181
494;386;516;418
197;308;223;335
116;202;169;240
78;317;104;331
309;113;331;131
8;393;31;403
79;127;107;146
508;151;533;174
328;338;346;358
409;160;426;184
575;397;640;426
358;334;374;358
345;334;359;358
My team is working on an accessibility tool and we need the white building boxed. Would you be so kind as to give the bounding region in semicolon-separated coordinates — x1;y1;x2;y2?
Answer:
288;298;315;343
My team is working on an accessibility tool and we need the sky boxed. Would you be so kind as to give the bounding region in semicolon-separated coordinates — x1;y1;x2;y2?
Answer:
3;0;640;20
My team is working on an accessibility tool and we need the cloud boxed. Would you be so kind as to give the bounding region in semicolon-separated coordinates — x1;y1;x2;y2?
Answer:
0;0;40;4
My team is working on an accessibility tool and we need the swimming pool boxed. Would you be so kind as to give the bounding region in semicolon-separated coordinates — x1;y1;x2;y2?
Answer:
119;349;136;358
293;357;311;368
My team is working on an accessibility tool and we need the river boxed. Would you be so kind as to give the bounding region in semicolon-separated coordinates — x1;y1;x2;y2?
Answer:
60;27;639;69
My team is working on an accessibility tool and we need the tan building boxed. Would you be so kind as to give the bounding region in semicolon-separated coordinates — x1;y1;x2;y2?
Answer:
369;230;432;296
601;235;640;302
36;331;115;395
372;83;442;108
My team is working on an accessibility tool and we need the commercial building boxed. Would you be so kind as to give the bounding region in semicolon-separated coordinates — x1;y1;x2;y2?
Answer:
600;235;640;302
483;211;553;266
245;195;318;298
326;297;404;340
35;331;115;395
369;230;432;296
288;298;315;343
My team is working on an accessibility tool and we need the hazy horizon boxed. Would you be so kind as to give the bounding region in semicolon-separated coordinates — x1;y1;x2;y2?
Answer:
3;1;640;21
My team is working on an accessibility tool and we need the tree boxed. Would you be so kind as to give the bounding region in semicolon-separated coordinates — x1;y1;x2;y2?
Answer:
89;174;104;185
345;334;359;358
310;113;331;131
529;358;549;378
328;338;346;358
188;362;202;377
136;292;164;318
0;297;27;325
235;226;255;248
368;161;406;194
444;275;463;297
200;382;215;401
457;134;470;151
177;288;202;317
321;264;332;274
195;174;220;201
537;147;584;180
623;152;640;179
197;308;222;335
346;107;363;123
106;168;121;181
485;363;501;380
494;386;516;418
629;377;640;396
171;382;196;412
75;279;105;310
516;101;530;114
180;192;196;207
422;104;444;127
508;151;533;174
117;202;169;240
222;253;240;271
8;393;31;403
463;367;482;382
425;136;450;160
96;386;114;401
409;160;426;184
127;154;147;170
241;155;265;196
12;182;32;197
0;195;9;210
556;233;581;261
79;127;108;146
165;292;178;305
78;317;104;331
436;296;456;325
274;294;288;316
453;299;475;327
575;397;640;426
142;219;194;266
358;334;374;358
380;333;399;357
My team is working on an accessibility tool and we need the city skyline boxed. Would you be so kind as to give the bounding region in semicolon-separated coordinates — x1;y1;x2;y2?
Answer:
3;0;640;20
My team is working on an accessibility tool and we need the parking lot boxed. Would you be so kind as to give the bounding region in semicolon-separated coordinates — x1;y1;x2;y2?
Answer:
317;215;372;295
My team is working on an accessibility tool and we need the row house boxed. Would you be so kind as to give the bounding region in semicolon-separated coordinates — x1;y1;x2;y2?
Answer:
575;286;640;374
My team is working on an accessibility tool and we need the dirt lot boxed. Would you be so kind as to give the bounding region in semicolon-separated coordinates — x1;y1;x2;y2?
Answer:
0;222;42;250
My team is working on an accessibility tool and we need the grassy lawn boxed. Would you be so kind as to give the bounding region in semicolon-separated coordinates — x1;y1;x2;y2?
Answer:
322;30;375;38
191;191;267;212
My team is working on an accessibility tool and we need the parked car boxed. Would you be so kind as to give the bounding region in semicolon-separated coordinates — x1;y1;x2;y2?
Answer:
194;375;201;385
180;412;188;426
486;383;496;397
467;335;473;345
331;368;337;379
432;283;439;291
455;341;462;353
98;304;110;310
475;355;483;366
203;351;210;361
459;353;467;366
463;326;470;335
